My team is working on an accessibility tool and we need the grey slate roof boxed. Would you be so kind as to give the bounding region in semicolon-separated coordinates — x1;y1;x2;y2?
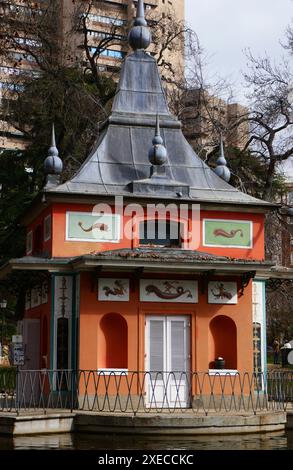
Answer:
112;51;169;115
45;49;271;207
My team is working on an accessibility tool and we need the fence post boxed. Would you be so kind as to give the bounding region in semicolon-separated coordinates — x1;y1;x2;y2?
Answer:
70;370;75;413
15;366;19;416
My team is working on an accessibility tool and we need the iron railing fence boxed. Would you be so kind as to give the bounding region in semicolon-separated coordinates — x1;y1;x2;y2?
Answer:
0;369;292;415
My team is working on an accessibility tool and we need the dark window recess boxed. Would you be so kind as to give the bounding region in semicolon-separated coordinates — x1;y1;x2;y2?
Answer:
57;317;69;390
139;220;182;248
33;224;43;256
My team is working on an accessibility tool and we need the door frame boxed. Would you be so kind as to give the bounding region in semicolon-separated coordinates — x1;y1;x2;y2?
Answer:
145;314;191;408
22;318;41;370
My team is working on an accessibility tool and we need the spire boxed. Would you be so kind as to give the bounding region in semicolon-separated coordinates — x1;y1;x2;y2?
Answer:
149;115;168;167
214;136;231;183
44;124;63;181
49;123;58;158
128;0;152;51
136;0;148;26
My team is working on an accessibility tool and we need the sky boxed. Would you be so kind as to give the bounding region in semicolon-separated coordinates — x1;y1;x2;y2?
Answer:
185;0;293;102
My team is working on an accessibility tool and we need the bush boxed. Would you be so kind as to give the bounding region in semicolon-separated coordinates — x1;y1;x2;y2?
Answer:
0;366;16;391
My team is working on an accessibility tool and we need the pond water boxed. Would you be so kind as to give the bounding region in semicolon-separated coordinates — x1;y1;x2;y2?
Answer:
0;430;293;450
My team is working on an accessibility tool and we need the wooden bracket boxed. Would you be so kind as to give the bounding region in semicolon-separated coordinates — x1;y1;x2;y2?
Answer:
130;267;144;292
91;265;103;293
240;271;256;296
200;270;215;294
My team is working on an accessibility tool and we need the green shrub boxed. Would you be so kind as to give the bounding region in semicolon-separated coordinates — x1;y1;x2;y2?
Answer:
0;366;16;391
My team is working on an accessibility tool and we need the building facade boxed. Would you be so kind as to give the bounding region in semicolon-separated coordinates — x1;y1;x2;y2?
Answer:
0;0;185;151
182;88;250;154
278;158;293;267
0;2;274;406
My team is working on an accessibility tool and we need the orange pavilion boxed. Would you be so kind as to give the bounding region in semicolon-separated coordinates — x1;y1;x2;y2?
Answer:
1;1;275;406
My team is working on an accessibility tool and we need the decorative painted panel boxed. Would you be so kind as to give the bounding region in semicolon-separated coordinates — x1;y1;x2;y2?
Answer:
203;219;253;248
140;280;198;303
53;276;73;372
66;211;120;243
41;282;48;304
98;279;130;302
208;281;238;304
25;291;31;311
252;280;266;378
31;287;42;308
54;276;73;319
25;282;48;310
44;215;51;241
26;231;32;255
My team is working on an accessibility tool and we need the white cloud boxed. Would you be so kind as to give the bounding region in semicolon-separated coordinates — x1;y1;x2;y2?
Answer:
185;0;293;101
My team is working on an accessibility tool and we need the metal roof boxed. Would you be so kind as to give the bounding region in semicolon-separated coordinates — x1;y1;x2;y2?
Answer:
45;20;271;208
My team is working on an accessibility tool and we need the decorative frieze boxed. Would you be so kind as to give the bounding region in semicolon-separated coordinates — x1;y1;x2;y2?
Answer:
25;281;49;310
66;211;120;243
98;279;130;302
140;280;198;303
208;281;238;304
203;219;253;248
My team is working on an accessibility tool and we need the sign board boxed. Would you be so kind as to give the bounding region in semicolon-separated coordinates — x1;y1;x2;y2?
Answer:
12;335;23;343
11;343;25;366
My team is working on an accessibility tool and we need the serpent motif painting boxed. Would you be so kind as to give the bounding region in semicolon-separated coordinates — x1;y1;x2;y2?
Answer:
213;228;244;239
140;280;198;303
78;221;109;233
66;212;120;242
204;220;252;248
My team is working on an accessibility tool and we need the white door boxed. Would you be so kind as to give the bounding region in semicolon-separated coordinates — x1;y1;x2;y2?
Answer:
145;316;190;408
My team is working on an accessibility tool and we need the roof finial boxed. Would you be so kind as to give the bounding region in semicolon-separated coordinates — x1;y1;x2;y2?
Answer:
149;115;168;166
128;0;152;51
49;123;58;157
44;123;63;177
214;135;231;183
136;0;148;27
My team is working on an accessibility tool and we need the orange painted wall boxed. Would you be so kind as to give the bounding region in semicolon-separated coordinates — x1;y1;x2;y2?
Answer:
51;203;133;258
78;272;253;375
24;298;51;369
50;203;265;260
100;313;128;368
209;315;238;369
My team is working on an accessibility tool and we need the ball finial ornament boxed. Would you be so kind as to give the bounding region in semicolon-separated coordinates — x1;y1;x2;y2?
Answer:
128;0;152;51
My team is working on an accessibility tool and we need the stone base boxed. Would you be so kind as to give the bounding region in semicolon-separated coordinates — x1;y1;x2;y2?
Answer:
0;410;286;436
74;411;286;436
0;413;75;436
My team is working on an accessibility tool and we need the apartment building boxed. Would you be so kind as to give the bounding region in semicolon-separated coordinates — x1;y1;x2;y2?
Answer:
0;0;185;151
182;88;249;154
278;158;293;267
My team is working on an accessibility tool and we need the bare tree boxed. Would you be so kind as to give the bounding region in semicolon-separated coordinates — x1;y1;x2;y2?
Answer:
0;0;61;72
228;51;293;201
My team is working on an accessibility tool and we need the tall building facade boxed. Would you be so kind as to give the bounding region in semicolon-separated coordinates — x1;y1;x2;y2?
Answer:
0;0;185;151
182;88;249;154
278;158;293;267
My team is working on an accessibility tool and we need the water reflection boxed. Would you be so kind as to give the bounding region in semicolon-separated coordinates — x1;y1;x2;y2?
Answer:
0;431;292;450
0;433;73;450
